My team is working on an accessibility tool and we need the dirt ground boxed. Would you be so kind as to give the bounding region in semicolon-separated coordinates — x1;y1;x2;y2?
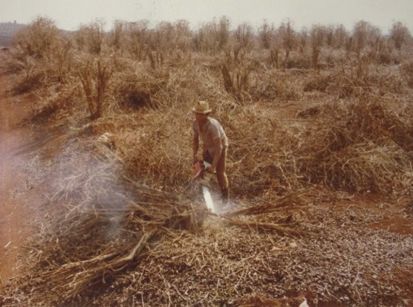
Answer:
0;68;41;282
0;72;26;281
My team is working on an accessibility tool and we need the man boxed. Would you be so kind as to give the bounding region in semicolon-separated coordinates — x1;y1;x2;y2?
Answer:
192;100;229;204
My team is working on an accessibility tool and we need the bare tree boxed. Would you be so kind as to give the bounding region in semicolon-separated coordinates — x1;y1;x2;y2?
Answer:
125;20;149;60
234;23;254;50
259;20;273;49
327;26;337;47
352;21;381;57
14;17;60;59
310;25;325;70
193;21;219;53
76;21;105;55
333;24;349;49
217;16;230;50
278;20;296;67
110;20;124;51
79;57;113;120
173;20;192;52
390;21;411;51
298;28;308;53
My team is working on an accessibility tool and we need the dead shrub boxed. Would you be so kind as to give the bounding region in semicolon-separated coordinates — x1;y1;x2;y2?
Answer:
30;84;81;123
319;141;411;193
114;73;155;110
78;56;113;120
250;70;302;101
227;115;294;195
148;50;165;70
119;87;153;110
272;78;301;101
123;21;149;60
376;50;396;65
9;19;74;92
51;40;75;82
221;62;252;102
375;72;405;95
75;22;106;54
12;64;45;94
153;63;232;109
293;99;413;193
13;17;60;59
296;106;320;118
303;74;331;92
304;65;405;97
269;48;280;68
114;109;192;189
284;54;311;69
401;61;413;88
219;48;264;102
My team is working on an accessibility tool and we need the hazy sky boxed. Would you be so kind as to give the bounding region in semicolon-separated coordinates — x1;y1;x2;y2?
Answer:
0;0;412;32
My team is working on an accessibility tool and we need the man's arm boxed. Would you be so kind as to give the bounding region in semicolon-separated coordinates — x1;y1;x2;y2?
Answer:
193;131;199;163
210;141;223;172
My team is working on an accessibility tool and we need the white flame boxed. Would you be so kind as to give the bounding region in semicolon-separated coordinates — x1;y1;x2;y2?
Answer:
202;186;216;213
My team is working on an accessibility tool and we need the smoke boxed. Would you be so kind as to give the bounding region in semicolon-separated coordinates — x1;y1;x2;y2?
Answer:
16;134;133;240
200;185;236;215
202;186;216;213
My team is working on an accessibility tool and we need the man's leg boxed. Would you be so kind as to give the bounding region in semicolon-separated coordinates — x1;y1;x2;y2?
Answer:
216;147;229;204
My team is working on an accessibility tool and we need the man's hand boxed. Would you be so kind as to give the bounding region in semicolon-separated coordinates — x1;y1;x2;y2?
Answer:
205;164;215;174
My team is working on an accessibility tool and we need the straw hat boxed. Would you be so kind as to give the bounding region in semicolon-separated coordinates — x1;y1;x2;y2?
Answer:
192;100;212;114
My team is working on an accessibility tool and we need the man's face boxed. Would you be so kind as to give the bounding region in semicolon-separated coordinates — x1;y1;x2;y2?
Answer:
195;113;207;123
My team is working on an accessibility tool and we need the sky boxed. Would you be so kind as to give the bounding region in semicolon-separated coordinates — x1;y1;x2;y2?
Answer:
0;0;412;33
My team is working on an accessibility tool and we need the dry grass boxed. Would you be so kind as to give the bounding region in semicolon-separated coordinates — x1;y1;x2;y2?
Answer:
95;94;413;198
292;99;413;193
1;17;413;306
0;137;207;304
304;62;406;98
401;60;413;88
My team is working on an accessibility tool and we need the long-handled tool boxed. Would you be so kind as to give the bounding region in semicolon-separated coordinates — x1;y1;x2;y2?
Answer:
184;160;217;213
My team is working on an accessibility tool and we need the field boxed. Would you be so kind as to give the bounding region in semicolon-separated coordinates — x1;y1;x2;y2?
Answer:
0;17;413;306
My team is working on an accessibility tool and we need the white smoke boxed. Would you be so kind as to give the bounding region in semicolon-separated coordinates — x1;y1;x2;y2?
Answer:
202;185;216;213
15;133;132;240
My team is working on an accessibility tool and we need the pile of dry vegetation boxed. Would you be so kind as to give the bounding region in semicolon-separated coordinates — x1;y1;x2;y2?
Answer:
5;18;412;196
1;16;413;305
